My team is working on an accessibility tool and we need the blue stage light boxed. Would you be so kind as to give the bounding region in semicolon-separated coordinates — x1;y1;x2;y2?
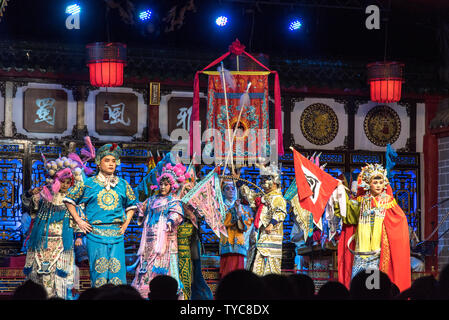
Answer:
139;10;152;21
65;4;81;15
289;19;302;31
215;16;228;27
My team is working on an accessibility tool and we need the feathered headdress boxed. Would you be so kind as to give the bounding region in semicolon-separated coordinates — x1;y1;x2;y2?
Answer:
153;163;191;192
40;136;96;202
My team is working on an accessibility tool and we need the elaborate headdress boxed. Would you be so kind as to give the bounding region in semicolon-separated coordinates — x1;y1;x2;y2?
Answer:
154;163;191;192
41;137;96;201
95;143;122;166
359;163;389;191
258;162;281;185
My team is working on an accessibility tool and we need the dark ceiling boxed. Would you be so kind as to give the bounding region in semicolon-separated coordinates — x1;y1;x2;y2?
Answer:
0;0;448;63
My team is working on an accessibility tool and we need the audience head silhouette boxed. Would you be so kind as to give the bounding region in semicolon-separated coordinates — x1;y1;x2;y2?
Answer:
350;269;392;300
12;280;47;300
317;281;350;300
288;273;315;299
148;275;179;300
262;274;297;300
215;270;266;300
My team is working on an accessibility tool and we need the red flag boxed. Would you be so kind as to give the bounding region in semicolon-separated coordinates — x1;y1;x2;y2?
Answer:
292;149;338;224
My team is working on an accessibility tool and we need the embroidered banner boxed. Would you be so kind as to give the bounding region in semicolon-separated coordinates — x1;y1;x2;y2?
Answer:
181;170;227;238
204;71;271;163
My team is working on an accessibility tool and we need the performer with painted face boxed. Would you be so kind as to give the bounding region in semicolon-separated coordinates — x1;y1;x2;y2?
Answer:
336;163;411;292
64;143;138;288
131;163;189;299
219;180;253;278
22;154;85;299
240;164;287;276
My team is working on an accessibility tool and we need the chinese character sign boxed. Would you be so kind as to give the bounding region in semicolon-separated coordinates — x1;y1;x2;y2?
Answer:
23;89;68;133
95;92;138;136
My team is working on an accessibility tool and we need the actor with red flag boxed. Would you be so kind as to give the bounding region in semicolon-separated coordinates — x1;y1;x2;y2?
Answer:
292;147;339;225
335;163;411;292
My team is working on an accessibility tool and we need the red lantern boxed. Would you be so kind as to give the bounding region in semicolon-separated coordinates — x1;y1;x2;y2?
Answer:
86;42;127;87
367;61;404;103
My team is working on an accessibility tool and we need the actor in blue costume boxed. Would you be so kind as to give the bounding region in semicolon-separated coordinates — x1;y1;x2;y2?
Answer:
22;154;86;299
64;143;138;287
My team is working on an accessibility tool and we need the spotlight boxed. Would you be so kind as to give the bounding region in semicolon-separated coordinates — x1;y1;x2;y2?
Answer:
65;4;81;15
139;10;152;21
289;19;302;31
215;16;228;27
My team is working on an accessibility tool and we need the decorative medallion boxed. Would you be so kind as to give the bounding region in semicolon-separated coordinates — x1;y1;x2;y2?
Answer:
97;189;119;211
300;103;339;145
95;277;107;288
108;258;121;274
109;277;123;285
95;257;109;274
364;105;401;147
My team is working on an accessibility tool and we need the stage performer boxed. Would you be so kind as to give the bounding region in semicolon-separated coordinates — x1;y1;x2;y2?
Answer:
335;163;411;292
64;143;138;287
241;164;287;276
131;162;189;299
23;155;85;299
219;180;253;278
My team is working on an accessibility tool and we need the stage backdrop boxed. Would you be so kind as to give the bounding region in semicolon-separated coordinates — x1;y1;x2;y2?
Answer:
204;71;271;163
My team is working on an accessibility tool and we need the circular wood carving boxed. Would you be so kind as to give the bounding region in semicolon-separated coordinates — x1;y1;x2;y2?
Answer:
364;105;401;147
300;103;339;145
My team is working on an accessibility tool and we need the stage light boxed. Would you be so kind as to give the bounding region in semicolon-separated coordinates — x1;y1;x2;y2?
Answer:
215;16;228;27
289;19;302;31
65;4;81;15
139;10;152;21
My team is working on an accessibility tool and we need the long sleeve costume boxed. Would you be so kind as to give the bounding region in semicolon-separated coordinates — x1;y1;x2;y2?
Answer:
23;191;76;299
336;191;411;292
131;194;184;298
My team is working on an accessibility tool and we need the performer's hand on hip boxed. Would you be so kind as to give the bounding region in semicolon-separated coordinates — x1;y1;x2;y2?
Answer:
75;238;83;246
77;219;92;234
119;222;129;235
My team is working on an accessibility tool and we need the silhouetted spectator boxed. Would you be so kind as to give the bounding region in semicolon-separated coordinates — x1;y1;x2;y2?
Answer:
12;280;47;300
390;283;400;298
94;284;144;300
148;275;179;300
408;275;439;300
288;273;315;299
317;281;350;300
78;287;100;300
349;269;392;300
215;270;266;300
439;263;449;300
261;274;297;299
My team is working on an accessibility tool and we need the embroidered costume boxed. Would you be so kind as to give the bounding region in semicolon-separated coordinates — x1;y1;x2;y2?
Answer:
23;153;85;299
132;163;188;299
64;144;138;288
242;164;287;276
336;164;411;292
219;180;253;278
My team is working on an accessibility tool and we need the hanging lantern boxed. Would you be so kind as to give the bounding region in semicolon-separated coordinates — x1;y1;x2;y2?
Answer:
367;61;404;103
86;42;127;87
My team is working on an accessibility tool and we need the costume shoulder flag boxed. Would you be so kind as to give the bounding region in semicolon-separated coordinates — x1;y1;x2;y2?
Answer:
292;148;338;224
181;169;227;238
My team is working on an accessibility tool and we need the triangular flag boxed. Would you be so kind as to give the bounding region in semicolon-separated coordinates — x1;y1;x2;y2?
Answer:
292;148;339;224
